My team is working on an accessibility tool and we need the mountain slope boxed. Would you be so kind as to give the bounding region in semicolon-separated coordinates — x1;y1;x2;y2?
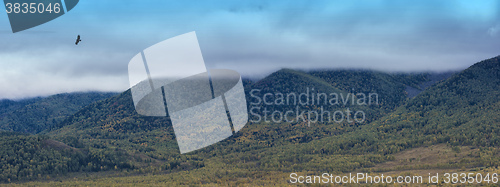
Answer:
3;56;499;184
0;92;117;134
309;70;428;111
267;56;500;172
46;91;204;172
40;68;433;175
0;131;133;182
0;98;41;117
40;69;391;177
247;69;387;124
405;71;456;98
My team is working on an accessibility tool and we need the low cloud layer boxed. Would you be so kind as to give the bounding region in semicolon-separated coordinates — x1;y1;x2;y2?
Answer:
0;0;499;99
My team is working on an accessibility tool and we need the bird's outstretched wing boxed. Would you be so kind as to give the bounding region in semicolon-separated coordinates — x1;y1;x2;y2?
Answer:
75;35;81;45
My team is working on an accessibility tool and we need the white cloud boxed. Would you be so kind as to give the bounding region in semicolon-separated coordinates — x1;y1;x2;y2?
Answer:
0;46;130;100
1;0;500;99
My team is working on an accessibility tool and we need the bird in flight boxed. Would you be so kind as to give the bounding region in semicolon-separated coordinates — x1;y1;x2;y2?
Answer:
75;35;81;45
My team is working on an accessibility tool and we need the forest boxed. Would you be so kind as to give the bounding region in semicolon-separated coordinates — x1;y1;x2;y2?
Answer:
0;56;498;185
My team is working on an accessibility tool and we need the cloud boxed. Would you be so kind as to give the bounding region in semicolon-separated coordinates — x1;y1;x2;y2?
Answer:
0;46;130;99
198;0;500;75
1;0;500;99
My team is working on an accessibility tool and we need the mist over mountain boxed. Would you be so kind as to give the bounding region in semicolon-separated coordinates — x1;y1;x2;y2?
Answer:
0;56;498;185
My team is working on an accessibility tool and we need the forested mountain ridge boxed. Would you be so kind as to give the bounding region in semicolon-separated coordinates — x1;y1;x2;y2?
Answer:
308;69;428;111
297;55;500;161
0;98;41;117
0;131;133;182
0;92;117;134
405;71;456;98
18;67;428;182
246;69;430;124
0;56;499;185
234;56;500;176
399;56;500;146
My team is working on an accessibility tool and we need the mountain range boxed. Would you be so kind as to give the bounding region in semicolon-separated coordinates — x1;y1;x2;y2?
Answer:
0;56;498;185
0;92;116;134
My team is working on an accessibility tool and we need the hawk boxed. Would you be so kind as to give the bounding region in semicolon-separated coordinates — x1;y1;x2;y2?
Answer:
75;35;81;45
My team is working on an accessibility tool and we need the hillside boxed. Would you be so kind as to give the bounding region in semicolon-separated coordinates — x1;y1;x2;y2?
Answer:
246;69;365;122
0;131;132;182
41;68;438;173
384;56;500;147
0;92;117;134
1;56;499;185
275;56;500;173
0;98;41;116
405;71;456;98
246;69;430;125
309;70;428;111
34;69;425;181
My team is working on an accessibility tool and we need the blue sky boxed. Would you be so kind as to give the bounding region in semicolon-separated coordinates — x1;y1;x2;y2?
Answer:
0;0;499;99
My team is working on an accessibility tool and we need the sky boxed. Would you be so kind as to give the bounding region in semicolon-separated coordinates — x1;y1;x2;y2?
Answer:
0;0;499;99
